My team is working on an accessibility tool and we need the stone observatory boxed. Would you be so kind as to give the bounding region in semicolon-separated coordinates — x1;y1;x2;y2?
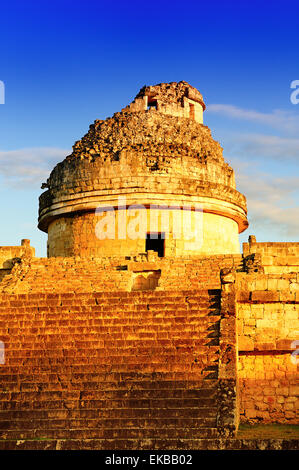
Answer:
38;81;248;258
0;81;298;451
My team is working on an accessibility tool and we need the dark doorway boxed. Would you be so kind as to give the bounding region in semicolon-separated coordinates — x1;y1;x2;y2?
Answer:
146;233;165;257
147;99;158;110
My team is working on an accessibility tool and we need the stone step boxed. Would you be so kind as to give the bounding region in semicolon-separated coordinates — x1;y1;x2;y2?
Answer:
1;342;219;351
2;370;218;380
0;306;219;314
1;322;219;332
0;345;220;353
0;313;219;322
0;299;217;307
0;375;219;391
1;322;219;333
0;395;217;409
0;312;220;320
0;360;218;368
0;310;219;319
0;293;217;305
0;308;219;316
4;438;296;451
0;307;218;315
1;349;219;360
1;333;218;342
0;405;217;420
0;296;218;302
0;372;218;386
0;301;217;310
0;395;217;410
0;312;220;322
0;370;219;383
1;310;219;317
0;295;217;302
0;387;218;398
0;288;219;296
0;416;216;430
0;324;219;333
0;364;217;372
0;370;218;382
0;426;219;440
1;339;218;349
0;382;217;398
1;353;218;364
0;296;215;304
0;309;218;315
1;329;218;338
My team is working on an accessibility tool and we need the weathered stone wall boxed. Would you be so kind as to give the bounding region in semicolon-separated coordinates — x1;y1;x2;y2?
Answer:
123;81;205;123
47;209;241;258
237;273;299;351
243;237;299;274
238;354;298;423
236;250;299;424
0;240;35;281
217;280;239;436
41;112;236;195
0;253;243;294
237;302;298;424
0;240;35;269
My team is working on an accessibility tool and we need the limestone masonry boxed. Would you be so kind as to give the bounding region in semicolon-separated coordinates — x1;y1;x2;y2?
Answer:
0;81;298;450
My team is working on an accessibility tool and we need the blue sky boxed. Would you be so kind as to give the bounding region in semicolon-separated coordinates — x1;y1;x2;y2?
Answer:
0;0;299;256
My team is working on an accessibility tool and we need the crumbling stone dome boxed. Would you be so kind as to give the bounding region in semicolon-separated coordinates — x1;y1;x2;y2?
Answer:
38;81;248;257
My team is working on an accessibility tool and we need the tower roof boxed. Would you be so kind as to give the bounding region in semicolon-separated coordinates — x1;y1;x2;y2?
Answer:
133;80;206;110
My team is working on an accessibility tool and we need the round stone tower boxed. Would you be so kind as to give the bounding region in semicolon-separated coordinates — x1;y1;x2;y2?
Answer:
38;81;248;258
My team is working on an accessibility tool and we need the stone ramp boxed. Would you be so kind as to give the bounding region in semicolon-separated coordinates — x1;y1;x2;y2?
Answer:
0;289;224;449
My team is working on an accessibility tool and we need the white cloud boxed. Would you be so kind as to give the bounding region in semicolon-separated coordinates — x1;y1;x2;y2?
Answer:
0;147;70;188
224;133;299;161
231;162;299;238
207;104;299;135
207;103;299;166
212;103;299;238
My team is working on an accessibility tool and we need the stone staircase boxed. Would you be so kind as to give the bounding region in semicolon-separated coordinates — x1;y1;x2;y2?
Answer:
0;289;223;449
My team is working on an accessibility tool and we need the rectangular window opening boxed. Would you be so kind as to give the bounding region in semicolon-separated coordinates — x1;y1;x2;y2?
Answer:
146;232;165;257
147;99;158;110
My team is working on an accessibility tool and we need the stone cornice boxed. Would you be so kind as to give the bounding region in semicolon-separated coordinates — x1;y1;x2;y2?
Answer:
38;184;248;234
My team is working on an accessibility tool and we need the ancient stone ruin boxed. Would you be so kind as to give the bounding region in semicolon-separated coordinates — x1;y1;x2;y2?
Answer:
0;81;298;450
